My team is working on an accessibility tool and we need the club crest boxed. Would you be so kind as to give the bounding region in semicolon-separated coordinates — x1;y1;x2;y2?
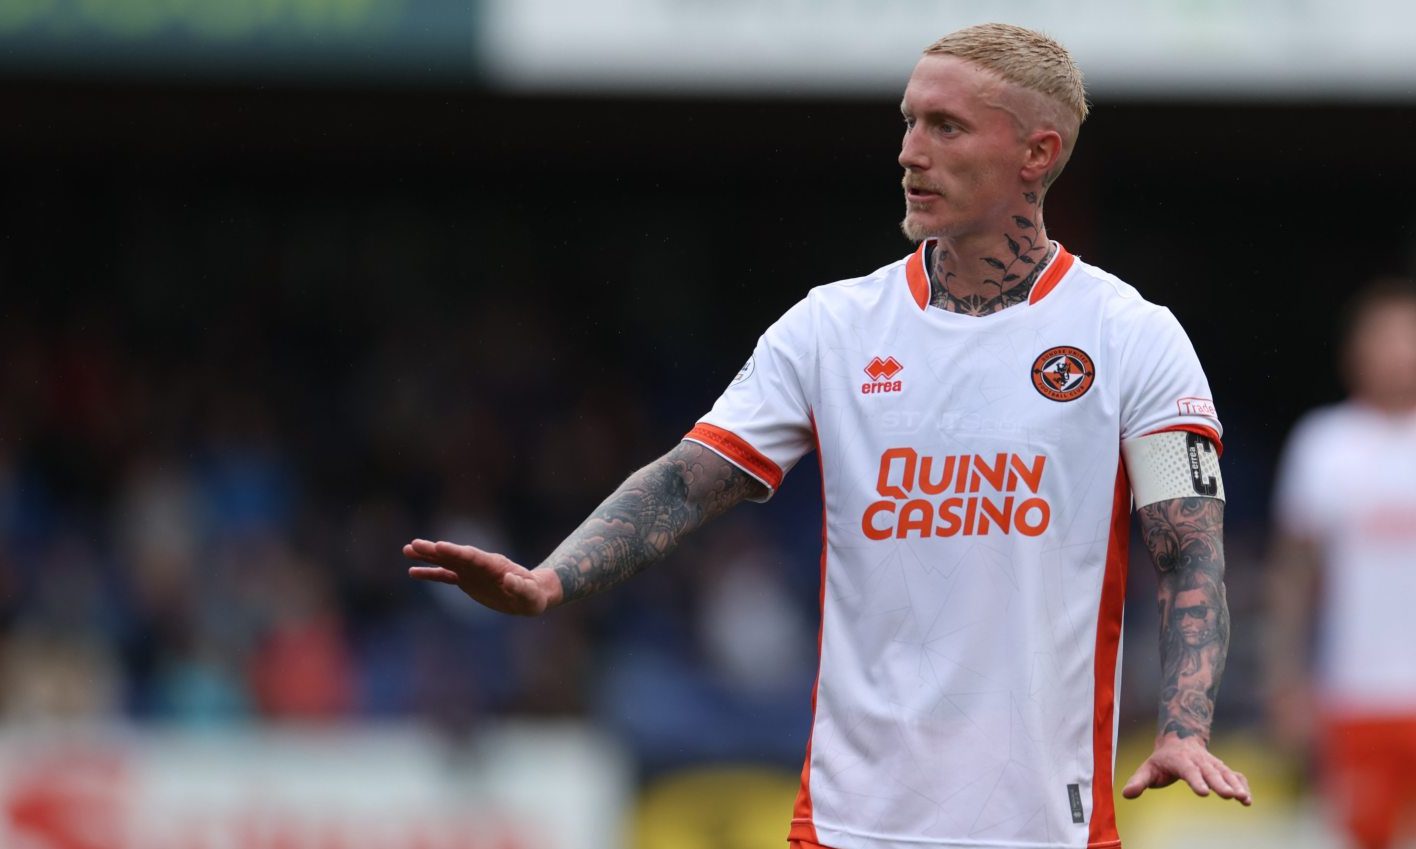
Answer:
1031;346;1095;402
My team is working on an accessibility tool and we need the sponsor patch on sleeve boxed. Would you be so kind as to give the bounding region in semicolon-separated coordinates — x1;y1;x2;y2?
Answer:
1176;397;1217;419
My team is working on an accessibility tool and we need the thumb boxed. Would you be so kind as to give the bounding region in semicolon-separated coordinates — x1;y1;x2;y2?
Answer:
501;569;555;614
1121;762;1154;799
501;569;541;598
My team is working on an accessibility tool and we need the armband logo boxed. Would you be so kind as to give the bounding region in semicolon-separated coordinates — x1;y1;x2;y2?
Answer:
1031;346;1095;402
732;356;755;385
1186;432;1219;496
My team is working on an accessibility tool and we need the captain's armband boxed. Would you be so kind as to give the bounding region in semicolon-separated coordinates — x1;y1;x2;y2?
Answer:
1121;430;1224;509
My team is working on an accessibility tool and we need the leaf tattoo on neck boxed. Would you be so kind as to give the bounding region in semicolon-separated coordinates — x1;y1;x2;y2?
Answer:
930;194;1052;316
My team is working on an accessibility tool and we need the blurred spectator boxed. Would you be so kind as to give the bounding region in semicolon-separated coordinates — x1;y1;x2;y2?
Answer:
246;539;355;719
593;516;815;772
692;522;813;703
1;627;124;721
0;185;822;771
1267;279;1416;849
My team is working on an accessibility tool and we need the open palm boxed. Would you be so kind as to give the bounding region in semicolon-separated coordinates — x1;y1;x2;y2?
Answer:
403;539;561;616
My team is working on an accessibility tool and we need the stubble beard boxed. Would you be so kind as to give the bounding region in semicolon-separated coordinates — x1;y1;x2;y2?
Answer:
899;212;925;242
900;208;946;243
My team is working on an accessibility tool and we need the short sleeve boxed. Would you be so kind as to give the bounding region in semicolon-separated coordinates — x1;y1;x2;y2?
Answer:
1119;306;1224;450
685;298;816;501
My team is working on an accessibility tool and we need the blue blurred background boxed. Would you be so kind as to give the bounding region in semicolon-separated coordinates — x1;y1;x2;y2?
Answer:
1;2;1414;848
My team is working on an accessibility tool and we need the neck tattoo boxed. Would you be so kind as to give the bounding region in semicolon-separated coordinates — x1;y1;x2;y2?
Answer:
928;225;1057;316
923;240;1059;316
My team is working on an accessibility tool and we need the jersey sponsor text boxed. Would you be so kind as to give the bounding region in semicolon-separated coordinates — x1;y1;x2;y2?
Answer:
862;448;1051;539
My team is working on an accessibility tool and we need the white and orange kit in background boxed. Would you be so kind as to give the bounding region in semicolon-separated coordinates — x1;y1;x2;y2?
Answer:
686;241;1222;849
1274;404;1416;849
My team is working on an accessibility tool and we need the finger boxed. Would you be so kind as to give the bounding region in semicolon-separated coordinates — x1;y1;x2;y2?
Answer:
434;540;495;564
1121;763;1154;799
403;544;445;564
408;566;460;585
408;538;443;556
411;540;516;577
1180;762;1210;796
1223;768;1252;805
1202;753;1251;803
407;539;462;566
1200;761;1234;798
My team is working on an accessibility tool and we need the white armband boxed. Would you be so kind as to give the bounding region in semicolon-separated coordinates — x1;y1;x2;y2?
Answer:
1121;430;1224;509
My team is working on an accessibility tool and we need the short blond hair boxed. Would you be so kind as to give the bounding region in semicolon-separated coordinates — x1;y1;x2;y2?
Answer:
924;23;1088;187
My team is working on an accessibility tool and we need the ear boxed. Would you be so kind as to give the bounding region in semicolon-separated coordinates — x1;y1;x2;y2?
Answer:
1019;129;1064;183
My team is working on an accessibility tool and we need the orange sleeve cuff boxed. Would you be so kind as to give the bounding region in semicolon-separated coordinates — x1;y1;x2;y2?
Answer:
684;422;784;490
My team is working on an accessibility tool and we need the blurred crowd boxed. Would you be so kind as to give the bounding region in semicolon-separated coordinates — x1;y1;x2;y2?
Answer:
0;186;838;774
0;183;1278;776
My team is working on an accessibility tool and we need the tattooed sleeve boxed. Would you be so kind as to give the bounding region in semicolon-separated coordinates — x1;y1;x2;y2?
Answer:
1137;494;1230;743
538;440;765;603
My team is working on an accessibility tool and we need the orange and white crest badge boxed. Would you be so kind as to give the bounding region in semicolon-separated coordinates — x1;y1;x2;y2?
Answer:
1031;346;1095;402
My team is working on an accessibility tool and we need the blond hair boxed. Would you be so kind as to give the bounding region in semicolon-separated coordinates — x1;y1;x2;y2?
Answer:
924;23;1088;187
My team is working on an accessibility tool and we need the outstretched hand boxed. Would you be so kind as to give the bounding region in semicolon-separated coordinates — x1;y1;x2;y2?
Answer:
1122;735;1251;806
404;539;563;616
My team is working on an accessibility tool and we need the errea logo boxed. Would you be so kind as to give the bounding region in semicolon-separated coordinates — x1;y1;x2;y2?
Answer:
862;356;903;395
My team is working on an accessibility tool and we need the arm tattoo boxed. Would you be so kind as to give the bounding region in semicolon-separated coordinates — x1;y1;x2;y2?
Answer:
1137;496;1230;743
538;440;765;604
931;192;1054;316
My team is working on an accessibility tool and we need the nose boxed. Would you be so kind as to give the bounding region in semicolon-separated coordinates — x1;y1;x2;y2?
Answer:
898;123;929;172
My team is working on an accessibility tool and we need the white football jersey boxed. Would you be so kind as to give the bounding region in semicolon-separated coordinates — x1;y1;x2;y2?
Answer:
1274;403;1416;717
685;241;1222;849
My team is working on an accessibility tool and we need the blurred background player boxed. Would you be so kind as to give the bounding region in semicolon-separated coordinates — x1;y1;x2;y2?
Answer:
1268;279;1416;849
406;23;1250;849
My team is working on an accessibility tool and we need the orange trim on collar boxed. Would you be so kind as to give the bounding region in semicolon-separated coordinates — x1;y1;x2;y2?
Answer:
906;240;1074;310
905;241;930;310
1027;245;1075;305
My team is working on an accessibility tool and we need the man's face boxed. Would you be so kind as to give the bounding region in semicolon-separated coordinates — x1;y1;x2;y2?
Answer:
1347;301;1416;411
1174;588;1218;648
898;55;1030;242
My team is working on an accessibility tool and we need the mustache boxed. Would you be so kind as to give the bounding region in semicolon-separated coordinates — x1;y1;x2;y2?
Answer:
902;177;943;194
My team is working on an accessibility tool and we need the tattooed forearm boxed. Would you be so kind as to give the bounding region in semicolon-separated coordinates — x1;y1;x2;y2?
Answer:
1137;496;1230;743
538;440;764;604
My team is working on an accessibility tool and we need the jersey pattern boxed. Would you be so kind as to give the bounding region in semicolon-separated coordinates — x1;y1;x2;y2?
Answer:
686;241;1222;849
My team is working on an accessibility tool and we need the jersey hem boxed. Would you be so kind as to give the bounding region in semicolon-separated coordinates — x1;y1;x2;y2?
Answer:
795;820;1120;849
